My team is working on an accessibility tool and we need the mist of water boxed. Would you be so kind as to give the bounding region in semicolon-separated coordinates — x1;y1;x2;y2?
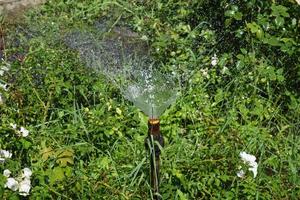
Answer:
64;24;179;118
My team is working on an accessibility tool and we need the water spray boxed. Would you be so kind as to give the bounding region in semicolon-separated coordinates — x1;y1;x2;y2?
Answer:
64;23;179;199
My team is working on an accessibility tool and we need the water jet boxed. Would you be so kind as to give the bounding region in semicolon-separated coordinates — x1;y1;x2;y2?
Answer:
64;23;179;199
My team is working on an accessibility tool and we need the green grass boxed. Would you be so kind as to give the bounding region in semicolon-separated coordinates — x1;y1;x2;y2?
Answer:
0;0;300;199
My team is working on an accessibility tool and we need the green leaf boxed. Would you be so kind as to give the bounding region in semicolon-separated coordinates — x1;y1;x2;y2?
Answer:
48;167;65;184
264;36;281;46
64;166;73;177
225;10;235;17
56;149;74;167
280;38;296;45
276;68;285;82
225;18;232;27
236;60;245;70
225;6;242;20
247;22;264;39
231;5;239;12
100;156;110;170
292;18;297;26
41;147;54;161
274;16;284;27
116;107;122;115
214;89;224;104
257;14;270;30
20;138;32;149
238;103;249;119
177;189;188;200
172;169;187;188
234;12;243;20
271;4;289;17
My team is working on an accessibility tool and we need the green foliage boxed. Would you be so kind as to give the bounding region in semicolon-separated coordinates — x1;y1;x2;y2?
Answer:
0;0;299;199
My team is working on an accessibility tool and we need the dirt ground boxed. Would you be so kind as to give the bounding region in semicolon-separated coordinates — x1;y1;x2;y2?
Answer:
0;0;45;21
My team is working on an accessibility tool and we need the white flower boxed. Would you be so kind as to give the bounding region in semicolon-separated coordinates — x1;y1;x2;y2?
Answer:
0;64;10;76
200;68;209;79
249;162;258;178
0;150;12;158
0;149;12;163
3;169;11;177
0;93;3;104
22;168;32;178
18;178;31;196
19;169;32;196
5;178;19;191
3;168;32;196
0;65;10;76
236;169;245;178
0;83;8;91
211;54;218;66
19;127;29;137
239;151;258;178
10;123;17;129
211;59;218;66
240;151;256;163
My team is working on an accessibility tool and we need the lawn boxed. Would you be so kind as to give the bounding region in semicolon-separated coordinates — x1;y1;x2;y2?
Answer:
0;0;300;199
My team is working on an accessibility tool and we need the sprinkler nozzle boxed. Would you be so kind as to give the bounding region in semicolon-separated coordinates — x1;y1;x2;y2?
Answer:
147;119;163;157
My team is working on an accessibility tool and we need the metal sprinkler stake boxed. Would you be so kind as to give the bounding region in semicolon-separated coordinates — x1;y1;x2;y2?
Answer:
146;118;164;200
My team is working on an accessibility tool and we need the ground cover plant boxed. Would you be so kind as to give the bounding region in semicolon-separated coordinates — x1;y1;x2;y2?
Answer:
0;0;300;199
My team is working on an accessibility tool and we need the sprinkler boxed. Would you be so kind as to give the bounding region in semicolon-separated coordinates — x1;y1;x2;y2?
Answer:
64;24;179;199
146;118;164;200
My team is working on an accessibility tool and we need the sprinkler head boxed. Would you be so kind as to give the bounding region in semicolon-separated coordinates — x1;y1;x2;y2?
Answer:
147;119;164;157
148;118;160;133
146;118;164;200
